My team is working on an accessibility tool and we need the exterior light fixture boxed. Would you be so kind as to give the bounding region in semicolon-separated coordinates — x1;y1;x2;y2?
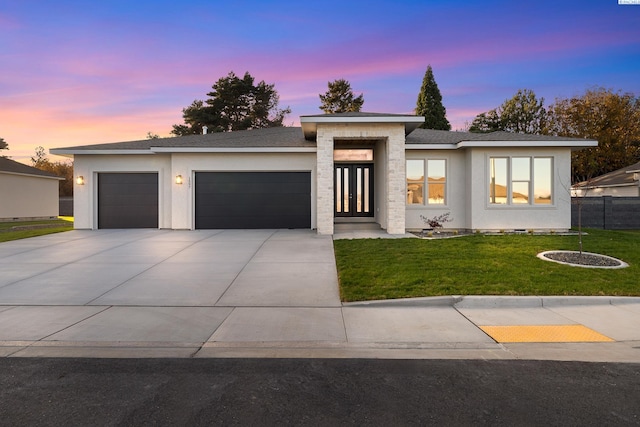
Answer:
76;176;85;185
175;175;183;185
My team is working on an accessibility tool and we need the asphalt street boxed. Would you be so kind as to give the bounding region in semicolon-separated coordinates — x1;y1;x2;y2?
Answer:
1;358;639;426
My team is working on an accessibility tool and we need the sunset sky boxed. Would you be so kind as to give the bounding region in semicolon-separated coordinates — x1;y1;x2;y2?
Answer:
2;0;639;163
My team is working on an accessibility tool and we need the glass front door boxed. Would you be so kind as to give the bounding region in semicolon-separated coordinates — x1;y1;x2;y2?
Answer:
335;164;374;217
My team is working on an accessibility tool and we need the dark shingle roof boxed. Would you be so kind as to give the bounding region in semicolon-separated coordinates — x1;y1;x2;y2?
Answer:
0;157;61;179
54;127;312;151
575;161;640;188
301;112;419;119
52;124;597;154
406;128;595;145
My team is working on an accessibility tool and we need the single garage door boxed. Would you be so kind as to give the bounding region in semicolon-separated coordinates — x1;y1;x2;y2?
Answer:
98;173;159;229
195;172;311;229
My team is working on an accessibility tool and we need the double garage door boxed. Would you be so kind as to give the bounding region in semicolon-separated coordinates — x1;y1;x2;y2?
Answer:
195;172;311;229
97;172;310;229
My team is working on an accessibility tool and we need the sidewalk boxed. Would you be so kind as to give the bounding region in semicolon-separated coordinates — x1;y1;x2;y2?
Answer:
1;296;639;362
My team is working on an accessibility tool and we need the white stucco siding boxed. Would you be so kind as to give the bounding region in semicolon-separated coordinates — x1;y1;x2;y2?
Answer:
405;150;467;230
0;173;60;220
467;148;572;231
171;152;316;230
72;154;172;229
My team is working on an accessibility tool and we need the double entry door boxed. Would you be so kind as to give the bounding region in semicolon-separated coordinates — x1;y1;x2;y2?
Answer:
335;164;374;217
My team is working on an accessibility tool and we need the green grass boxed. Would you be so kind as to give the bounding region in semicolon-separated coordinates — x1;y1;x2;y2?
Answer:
334;229;640;302
0;217;74;242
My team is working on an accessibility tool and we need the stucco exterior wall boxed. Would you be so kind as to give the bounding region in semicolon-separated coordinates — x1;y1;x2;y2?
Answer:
467;147;572;231
405;150;467;230
0;173;60;220
73;152;315;230
72;154;172;229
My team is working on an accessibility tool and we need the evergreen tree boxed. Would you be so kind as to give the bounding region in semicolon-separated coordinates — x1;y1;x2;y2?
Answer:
415;65;451;130
172;72;290;136
0;137;8;157
318;79;364;114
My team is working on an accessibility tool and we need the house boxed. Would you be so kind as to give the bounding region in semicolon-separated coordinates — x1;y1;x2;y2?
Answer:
0;157;63;220
50;113;597;234
572;161;640;197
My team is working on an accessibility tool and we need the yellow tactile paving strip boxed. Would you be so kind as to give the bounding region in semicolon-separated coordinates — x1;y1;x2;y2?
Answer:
479;325;614;343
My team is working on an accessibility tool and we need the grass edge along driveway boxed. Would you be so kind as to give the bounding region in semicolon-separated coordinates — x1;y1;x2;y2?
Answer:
334;229;639;302
0;217;74;243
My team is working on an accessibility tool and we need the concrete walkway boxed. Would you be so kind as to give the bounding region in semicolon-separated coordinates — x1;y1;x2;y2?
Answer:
0;229;639;361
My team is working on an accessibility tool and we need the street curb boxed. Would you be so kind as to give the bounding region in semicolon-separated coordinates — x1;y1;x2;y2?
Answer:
343;295;640;309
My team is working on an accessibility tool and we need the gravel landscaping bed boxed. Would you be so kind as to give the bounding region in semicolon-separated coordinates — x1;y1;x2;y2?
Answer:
539;251;628;269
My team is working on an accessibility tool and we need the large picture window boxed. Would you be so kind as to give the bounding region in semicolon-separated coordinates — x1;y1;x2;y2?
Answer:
407;159;446;205
489;156;553;206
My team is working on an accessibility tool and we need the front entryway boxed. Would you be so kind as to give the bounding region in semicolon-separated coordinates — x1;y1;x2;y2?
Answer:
334;164;374;217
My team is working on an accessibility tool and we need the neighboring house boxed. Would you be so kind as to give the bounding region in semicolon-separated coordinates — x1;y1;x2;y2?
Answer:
572;161;640;197
0;157;63;220
51;113;597;234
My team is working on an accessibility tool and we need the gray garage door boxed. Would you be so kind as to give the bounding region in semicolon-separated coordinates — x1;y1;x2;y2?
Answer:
195;172;311;229
98;173;159;229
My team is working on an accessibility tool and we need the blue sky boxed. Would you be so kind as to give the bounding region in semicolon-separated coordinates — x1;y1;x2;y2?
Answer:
1;0;639;161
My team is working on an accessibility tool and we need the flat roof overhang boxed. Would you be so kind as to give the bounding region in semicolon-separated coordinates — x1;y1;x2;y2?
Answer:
300;114;425;140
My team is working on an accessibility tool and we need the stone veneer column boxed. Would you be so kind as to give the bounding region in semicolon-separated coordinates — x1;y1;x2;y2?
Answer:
315;122;407;235
385;127;406;234
316;127;335;235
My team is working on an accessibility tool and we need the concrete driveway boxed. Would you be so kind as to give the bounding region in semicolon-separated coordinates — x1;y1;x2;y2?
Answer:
0;229;353;356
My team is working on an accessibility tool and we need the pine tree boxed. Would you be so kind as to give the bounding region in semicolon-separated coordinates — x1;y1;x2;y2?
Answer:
319;79;364;114
171;71;290;136
416;65;451;130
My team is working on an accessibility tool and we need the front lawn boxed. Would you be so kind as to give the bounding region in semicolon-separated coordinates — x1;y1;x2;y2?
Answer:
334;229;639;302
0;217;74;243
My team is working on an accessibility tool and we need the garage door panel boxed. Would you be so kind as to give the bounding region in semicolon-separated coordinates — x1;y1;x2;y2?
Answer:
195;172;311;229
198;214;310;229
98;173;158;229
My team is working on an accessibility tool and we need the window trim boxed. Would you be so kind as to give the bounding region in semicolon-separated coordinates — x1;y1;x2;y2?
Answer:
406;158;448;207
487;155;554;208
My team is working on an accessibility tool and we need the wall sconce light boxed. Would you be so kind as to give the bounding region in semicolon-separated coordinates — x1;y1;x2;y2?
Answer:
76;176;85;185
175;175;183;185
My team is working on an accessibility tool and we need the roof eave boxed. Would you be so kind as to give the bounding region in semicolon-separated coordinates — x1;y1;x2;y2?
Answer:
0;170;64;180
456;140;599;149
405;144;458;150
300;115;425;140
150;147;316;153
50;149;154;156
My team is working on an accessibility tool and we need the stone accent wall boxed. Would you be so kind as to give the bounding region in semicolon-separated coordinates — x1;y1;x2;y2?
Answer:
316;127;335;234
315;123;406;235
385;126;407;234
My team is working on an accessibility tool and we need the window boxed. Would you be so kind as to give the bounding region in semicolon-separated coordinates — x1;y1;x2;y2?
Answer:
407;159;446;205
489;156;553;206
533;158;552;204
511;157;530;204
407;160;424;205
334;149;373;161
427;160;446;204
